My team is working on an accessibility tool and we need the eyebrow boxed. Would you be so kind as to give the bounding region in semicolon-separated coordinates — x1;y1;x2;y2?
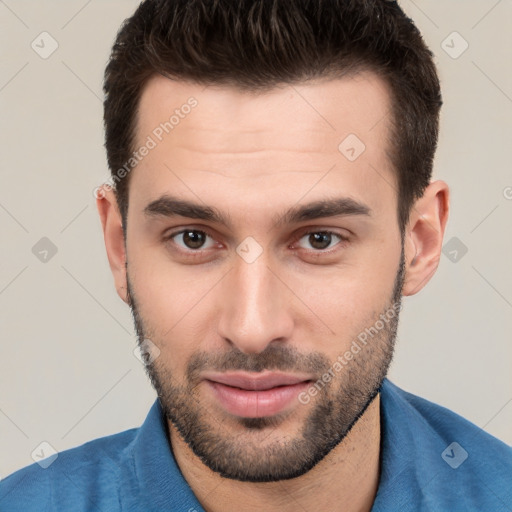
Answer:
143;194;371;228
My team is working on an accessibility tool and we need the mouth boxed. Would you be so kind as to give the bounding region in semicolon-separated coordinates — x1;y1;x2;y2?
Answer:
202;371;313;418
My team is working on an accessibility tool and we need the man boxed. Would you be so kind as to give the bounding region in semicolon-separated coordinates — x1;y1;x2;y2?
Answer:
1;0;511;510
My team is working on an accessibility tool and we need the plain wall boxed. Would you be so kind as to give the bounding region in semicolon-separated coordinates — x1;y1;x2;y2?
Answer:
1;0;511;478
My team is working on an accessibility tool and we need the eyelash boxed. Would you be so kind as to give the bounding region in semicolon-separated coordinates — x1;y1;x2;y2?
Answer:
163;228;349;257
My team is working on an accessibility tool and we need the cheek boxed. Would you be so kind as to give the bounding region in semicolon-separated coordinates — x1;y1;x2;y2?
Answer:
129;240;195;322
128;252;220;362
292;244;400;349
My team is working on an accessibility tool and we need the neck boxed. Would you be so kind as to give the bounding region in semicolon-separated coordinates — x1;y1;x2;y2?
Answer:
168;394;381;512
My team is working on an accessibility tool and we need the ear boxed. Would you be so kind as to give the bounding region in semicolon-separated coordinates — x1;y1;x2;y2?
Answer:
402;180;450;296
96;185;129;304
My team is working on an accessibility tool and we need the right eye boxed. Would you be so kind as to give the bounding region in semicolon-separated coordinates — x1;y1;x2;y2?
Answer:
165;229;218;251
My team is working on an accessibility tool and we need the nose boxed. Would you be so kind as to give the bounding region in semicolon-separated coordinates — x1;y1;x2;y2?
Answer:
217;253;294;354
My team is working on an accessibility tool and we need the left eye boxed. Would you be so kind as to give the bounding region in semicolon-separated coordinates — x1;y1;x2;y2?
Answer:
296;231;346;251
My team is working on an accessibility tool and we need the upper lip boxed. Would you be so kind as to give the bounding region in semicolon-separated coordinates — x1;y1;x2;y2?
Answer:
202;371;312;391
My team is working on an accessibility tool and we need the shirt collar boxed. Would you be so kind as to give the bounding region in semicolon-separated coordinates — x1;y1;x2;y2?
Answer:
371;378;445;510
132;399;205;511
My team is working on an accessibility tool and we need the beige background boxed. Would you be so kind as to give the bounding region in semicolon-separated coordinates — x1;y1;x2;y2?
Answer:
1;0;511;478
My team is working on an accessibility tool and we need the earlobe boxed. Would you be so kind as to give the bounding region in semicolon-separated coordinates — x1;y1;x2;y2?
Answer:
402;180;450;296
96;185;129;304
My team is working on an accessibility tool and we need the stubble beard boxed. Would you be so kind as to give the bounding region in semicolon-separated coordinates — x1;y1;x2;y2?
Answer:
127;247;405;482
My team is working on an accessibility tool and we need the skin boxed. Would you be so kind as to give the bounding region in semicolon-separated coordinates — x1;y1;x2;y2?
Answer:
97;72;449;511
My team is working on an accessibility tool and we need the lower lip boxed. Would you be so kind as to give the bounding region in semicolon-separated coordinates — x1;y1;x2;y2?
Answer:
206;380;310;418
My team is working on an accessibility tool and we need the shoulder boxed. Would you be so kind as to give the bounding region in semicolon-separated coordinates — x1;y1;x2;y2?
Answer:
0;427;139;512
377;379;512;511
383;378;511;460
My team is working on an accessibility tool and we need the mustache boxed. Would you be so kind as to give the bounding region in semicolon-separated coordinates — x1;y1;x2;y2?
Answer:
185;344;331;382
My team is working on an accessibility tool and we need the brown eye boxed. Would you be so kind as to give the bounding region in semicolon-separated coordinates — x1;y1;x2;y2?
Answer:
182;230;206;249
308;232;332;250
169;230;215;250
296;231;347;251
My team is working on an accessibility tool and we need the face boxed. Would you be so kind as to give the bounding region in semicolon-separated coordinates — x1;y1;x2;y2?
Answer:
124;72;405;482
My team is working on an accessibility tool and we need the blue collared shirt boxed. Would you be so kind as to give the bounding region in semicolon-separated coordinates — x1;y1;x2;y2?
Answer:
1;378;511;511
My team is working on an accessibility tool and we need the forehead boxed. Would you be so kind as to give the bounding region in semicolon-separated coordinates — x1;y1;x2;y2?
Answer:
129;72;396;225
135;71;391;145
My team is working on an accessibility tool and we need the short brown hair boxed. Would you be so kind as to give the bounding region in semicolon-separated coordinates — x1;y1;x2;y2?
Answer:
103;0;442;234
